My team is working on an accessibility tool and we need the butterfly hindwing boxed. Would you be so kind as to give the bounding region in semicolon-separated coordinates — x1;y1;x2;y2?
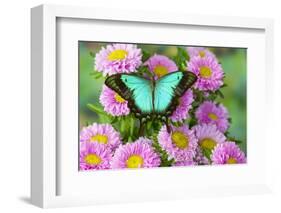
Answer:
154;71;197;116
105;74;153;115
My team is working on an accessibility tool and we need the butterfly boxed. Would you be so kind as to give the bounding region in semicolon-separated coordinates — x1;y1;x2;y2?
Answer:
105;71;197;135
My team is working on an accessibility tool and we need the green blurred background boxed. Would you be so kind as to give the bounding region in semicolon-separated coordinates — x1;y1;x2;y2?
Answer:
79;42;247;153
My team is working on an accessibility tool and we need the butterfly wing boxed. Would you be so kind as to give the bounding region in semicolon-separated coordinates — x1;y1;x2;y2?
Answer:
154;71;197;116
105;74;153;116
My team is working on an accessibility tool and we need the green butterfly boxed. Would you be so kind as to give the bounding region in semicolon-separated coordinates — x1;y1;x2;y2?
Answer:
105;71;197;135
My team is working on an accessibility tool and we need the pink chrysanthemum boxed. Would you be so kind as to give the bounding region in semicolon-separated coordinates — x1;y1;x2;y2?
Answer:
187;56;224;91
158;125;198;162
192;124;226;164
211;142;246;165
193;124;226;152
170;89;194;122
111;137;160;169
95;43;142;76
80;123;121;151
80;142;112;170
195;101;229;132
144;54;178;79
99;85;130;116
187;47;216;59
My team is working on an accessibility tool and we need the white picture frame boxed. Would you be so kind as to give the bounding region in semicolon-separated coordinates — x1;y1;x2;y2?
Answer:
31;4;274;208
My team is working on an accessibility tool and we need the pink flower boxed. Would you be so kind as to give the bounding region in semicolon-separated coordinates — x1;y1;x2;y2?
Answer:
195;101;229;132
80;142;112;170
211;142;246;164
187;47;216;59
158;125;198;163
170;89;194;122
80;123;121;151
111;137;160;169
144;54;178;79
187;56;224;91
99;85;130;116
192;124;226;163
193;124;226;151
95;43;142;76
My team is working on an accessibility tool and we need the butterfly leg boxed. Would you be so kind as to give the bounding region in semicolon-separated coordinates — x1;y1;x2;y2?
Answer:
166;121;171;133
161;116;171;133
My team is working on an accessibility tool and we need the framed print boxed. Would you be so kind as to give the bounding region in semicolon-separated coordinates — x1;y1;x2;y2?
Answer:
78;42;247;169
31;4;274;208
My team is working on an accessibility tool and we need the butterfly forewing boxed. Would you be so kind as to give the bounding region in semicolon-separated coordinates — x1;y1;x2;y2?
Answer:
120;75;153;114
105;74;153;115
154;71;197;116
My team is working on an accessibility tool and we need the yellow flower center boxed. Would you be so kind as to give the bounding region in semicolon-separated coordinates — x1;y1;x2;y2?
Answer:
90;134;108;144
114;93;126;103
199;66;212;78
84;154;102;165
126;155;144;168
199;51;206;57
107;49;128;61
154;65;168;78
208;113;218;121
200;138;217;150
227;157;237;164
172;131;189;149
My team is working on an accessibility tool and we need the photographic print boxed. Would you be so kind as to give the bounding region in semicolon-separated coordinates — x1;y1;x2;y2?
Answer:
79;42;247;171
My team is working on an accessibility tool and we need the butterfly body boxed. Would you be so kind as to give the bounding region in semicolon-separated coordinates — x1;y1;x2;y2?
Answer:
105;71;197;134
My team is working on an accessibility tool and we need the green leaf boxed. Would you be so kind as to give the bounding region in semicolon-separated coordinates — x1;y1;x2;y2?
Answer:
142;50;151;62
110;116;118;124
129;115;135;139
87;103;107;115
90;71;103;79
206;92;217;101
202;148;212;161
98;114;112;123
118;115;139;143
173;47;189;71
188;117;197;128
177;47;189;61
151;135;175;167
119;117;127;138
227;137;243;144
196;91;204;103
152;120;162;131
87;103;117;124
216;90;224;99
145;120;153;133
